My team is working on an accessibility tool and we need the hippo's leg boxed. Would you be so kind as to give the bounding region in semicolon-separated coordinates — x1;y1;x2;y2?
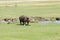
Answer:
22;21;26;25
26;21;29;25
20;20;22;25
20;21;22;25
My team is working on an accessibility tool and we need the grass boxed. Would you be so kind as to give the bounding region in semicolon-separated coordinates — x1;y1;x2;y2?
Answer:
0;2;60;40
0;23;60;40
0;3;60;18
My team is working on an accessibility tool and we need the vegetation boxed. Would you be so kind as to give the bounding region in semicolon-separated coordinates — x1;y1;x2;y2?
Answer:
0;23;60;40
0;2;60;18
0;2;60;40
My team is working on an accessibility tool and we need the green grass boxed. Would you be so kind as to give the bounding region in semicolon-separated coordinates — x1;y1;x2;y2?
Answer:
0;2;60;40
0;4;60;18
0;23;60;40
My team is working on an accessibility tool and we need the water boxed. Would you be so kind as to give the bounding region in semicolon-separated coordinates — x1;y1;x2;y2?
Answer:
55;21;60;24
39;21;51;24
39;21;60;24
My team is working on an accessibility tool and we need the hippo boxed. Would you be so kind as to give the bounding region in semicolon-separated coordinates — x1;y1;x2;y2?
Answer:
19;15;30;25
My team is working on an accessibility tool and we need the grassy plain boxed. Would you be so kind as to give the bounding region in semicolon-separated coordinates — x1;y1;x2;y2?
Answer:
0;23;60;40
0;2;60;40
0;2;60;18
